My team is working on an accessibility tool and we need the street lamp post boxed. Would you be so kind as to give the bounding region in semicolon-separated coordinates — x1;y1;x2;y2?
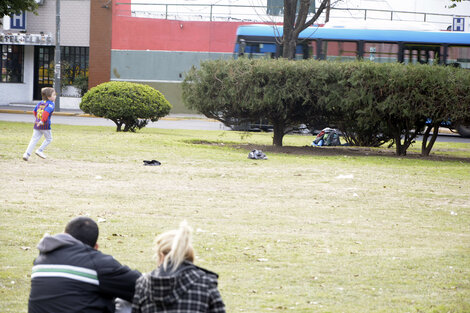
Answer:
54;0;61;111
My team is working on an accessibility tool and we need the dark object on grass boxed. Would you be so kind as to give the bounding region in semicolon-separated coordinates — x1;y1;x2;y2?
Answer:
143;160;161;166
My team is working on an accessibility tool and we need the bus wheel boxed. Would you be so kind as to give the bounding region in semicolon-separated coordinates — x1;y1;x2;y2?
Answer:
457;124;470;138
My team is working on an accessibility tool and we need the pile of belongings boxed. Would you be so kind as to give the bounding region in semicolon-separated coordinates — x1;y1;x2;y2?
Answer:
312;128;341;146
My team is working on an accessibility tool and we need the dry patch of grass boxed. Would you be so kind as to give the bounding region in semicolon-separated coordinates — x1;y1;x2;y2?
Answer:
1;121;469;312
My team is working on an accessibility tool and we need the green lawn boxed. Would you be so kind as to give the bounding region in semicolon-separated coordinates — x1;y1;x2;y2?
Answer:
1;121;469;312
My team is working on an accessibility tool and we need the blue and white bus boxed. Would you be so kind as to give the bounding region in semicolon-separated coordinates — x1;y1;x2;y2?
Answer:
234;24;470;68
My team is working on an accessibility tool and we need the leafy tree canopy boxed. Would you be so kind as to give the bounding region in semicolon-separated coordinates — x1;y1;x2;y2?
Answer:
448;0;467;9
1;0;38;18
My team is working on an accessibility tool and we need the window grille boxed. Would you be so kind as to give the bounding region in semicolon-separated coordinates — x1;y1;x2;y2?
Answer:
0;44;24;83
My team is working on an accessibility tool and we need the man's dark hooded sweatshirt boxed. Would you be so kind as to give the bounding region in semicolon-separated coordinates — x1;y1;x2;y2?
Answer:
28;233;141;313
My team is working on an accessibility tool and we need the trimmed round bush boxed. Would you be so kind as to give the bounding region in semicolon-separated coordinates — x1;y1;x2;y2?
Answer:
80;81;172;132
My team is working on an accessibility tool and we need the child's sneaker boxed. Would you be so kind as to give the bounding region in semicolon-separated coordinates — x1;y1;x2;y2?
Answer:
22;153;29;161
35;150;47;159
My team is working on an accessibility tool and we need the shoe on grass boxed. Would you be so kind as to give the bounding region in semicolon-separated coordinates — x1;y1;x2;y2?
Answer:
35;150;46;159
23;153;29;161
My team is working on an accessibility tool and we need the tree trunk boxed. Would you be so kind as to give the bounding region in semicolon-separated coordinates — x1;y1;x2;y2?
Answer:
421;125;431;149
282;0;297;59
394;134;406;156
281;0;330;59
399;132;418;156
421;124;439;156
283;38;297;59
272;120;285;146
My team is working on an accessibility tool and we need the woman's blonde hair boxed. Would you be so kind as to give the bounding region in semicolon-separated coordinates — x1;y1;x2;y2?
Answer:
154;220;194;272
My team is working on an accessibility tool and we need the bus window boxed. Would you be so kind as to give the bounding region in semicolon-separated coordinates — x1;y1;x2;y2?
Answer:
294;44;310;60
363;43;399;63
310;41;317;59
322;41;358;62
241;43;277;59
446;46;470;69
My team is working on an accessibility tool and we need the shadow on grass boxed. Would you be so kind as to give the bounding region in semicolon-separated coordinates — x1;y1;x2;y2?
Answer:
187;139;470;163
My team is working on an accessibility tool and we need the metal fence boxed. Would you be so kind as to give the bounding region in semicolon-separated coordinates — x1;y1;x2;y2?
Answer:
115;2;470;29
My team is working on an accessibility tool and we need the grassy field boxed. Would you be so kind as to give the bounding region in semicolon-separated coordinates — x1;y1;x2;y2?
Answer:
0;121;469;312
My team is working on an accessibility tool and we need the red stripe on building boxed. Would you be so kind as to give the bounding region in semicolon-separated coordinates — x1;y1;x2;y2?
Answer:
112;16;254;52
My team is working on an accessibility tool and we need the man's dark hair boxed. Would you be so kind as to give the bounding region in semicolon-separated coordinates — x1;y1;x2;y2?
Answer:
65;217;99;247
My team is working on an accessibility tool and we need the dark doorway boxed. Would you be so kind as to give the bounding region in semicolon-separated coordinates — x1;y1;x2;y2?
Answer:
33;46;54;100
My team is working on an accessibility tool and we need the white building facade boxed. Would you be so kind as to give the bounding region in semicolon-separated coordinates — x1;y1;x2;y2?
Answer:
0;0;90;107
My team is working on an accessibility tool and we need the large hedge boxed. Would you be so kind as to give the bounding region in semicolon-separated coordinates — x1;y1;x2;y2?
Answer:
182;59;470;155
80;81;172;132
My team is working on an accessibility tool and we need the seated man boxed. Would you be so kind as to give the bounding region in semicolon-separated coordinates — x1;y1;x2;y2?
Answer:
28;216;141;313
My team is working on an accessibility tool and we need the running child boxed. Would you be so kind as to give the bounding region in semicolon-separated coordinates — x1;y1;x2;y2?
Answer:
23;87;56;161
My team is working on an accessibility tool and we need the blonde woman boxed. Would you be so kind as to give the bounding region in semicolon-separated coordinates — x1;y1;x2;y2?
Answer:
132;221;225;313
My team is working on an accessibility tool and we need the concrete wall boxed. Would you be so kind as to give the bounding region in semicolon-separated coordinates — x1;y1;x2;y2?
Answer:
111;50;232;81
110;50;232;113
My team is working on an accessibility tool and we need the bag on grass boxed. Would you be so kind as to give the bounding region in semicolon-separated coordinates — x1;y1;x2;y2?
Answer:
248;150;267;160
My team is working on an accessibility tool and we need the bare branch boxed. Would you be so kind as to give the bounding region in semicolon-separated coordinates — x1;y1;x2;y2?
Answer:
301;0;330;32
293;0;311;37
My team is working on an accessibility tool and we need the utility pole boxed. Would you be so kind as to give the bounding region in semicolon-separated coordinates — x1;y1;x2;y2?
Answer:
54;0;61;111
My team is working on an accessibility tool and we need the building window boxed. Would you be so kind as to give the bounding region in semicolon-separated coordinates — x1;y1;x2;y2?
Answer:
61;46;89;85
267;0;315;16
1;45;24;83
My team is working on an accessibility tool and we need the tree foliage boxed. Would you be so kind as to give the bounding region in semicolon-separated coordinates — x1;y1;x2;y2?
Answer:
80;81;172;132
0;0;37;17
448;0;465;9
